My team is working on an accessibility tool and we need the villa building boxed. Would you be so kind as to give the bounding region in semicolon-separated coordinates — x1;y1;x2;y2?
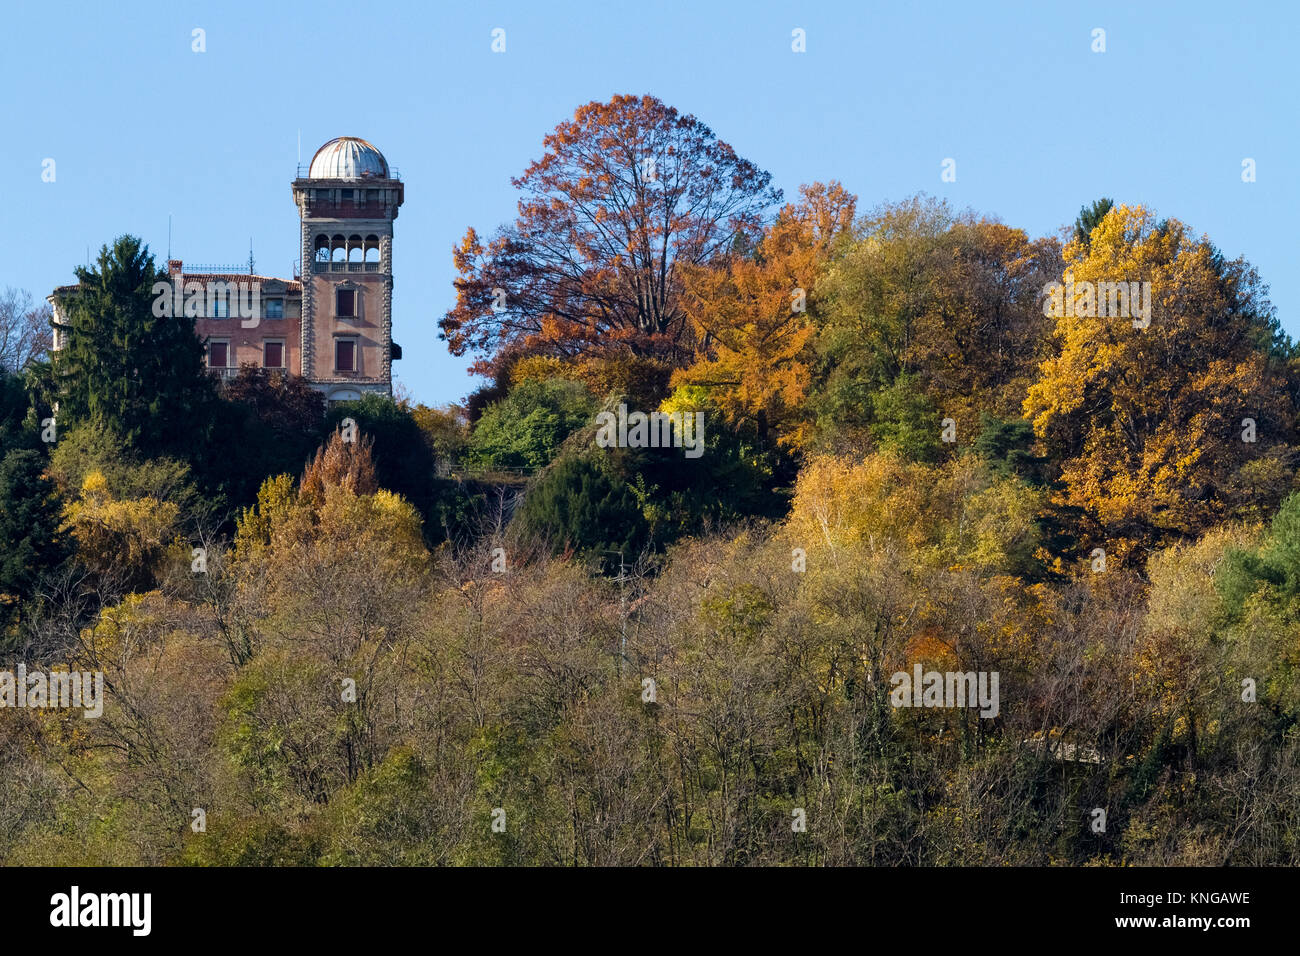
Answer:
49;136;404;402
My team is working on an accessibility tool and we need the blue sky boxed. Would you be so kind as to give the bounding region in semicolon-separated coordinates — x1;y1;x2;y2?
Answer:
3;0;1296;406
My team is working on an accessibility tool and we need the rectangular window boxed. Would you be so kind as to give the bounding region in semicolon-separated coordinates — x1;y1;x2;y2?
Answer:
336;289;355;318
265;298;284;319
264;341;284;369
210;296;228;319
340;189;353;201
366;189;378;202
208;341;228;368
335;339;356;372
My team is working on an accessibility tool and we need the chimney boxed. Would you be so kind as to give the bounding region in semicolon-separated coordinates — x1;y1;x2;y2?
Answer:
167;259;183;276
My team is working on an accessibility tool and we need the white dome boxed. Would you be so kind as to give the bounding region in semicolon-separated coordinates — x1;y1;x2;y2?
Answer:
308;137;389;179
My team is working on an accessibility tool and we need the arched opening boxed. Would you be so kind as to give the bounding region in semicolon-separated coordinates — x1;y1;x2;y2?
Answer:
347;235;364;263
365;235;381;264
328;386;363;403
331;234;346;263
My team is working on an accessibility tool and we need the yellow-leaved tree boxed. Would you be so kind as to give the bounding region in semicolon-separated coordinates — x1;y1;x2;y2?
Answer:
783;451;1044;576
1024;204;1299;557
61;470;183;590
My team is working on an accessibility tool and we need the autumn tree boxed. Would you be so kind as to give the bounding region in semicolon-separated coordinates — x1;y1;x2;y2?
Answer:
674;181;857;447
411;402;469;468
440;94;782;375
205;368;326;507
809;197;1061;453
60;471;183;594
223;367;325;437
323;394;442;527
299;429;379;508
1023;204;1299;553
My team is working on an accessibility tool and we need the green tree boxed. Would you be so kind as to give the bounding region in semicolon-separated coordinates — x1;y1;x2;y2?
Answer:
619;388;790;542
1218;492;1300;617
868;373;942;462
0;370;33;449
971;413;1047;485
513;455;648;558
1073;197;1115;247
52;236;214;459
0;448;67;635
0;370;67;636
466;378;597;472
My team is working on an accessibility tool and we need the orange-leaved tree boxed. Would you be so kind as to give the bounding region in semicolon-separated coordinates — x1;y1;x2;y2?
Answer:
674;182;857;447
439;94;782;376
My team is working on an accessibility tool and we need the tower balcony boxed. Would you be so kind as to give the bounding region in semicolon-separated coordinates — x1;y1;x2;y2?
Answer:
312;260;383;274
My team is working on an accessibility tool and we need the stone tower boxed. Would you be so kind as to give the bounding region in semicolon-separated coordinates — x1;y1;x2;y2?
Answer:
292;136;404;402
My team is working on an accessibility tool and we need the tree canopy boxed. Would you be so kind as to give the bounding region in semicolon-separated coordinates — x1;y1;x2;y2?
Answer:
440;94;783;375
52;235;214;459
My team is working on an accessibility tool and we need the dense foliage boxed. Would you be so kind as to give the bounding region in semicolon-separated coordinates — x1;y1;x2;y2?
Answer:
3;95;1300;866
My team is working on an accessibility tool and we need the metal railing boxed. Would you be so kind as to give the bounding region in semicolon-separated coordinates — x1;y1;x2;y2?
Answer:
311;261;382;273
186;263;250;274
444;463;534;480
295;165;400;181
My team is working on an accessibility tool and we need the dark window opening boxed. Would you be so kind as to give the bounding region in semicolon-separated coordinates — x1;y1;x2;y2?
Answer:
264;341;284;368
208;341;228;368
336;289;355;317
336;339;356;372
